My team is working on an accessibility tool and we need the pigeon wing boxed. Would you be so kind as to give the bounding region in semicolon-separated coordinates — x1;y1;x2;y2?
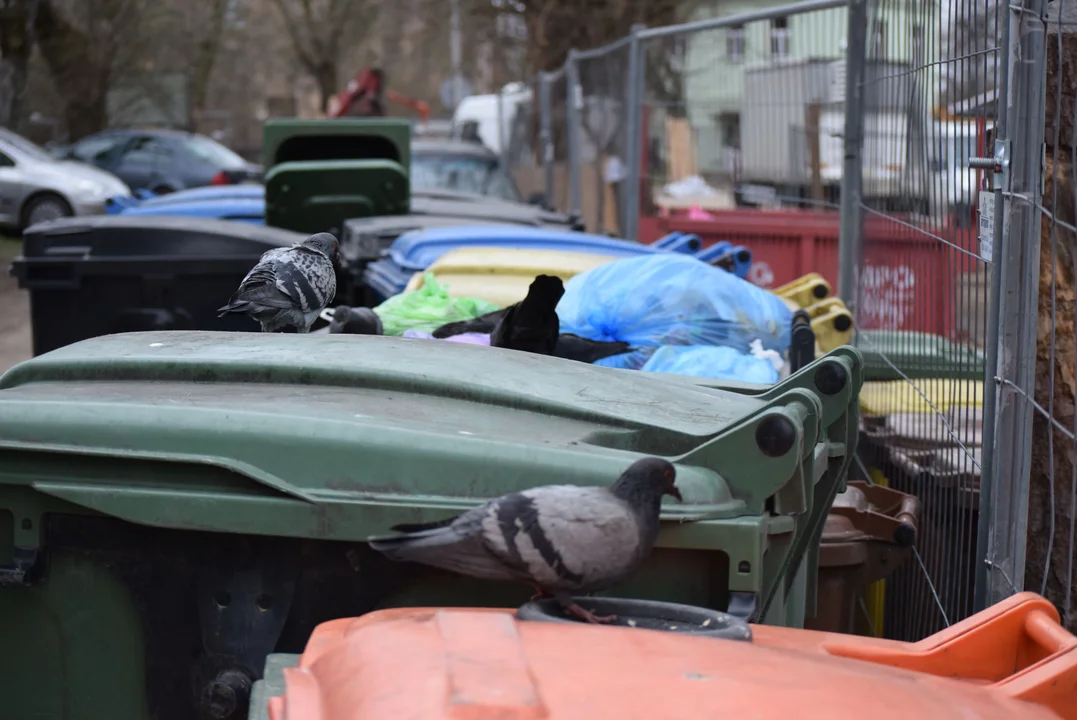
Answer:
224;251;296;310
479;486;642;591
367;505;520;581
270;246;336;313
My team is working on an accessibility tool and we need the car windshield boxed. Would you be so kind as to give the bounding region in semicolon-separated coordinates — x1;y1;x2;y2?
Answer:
411;154;521;202
0;128;57;163
185;134;248;169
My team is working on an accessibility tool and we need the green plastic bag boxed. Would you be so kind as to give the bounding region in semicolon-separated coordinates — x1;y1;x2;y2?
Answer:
373;273;500;336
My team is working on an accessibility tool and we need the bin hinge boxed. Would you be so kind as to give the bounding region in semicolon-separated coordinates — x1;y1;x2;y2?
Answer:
0;547;39;587
727;591;759;622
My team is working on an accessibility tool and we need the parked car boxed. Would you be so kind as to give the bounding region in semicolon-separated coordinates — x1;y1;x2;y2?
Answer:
53;129;262;194
411;139;542;206
0;127;130;232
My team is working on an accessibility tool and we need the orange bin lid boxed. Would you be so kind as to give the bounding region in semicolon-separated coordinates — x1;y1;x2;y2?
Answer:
266;593;1077;720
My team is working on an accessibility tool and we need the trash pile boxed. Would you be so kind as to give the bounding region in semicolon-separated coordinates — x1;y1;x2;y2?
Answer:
222;228;850;385
345;249;799;385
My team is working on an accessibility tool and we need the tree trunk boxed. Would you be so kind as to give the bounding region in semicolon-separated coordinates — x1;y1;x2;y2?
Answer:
1025;10;1077;632
33;0;109;139
314;61;337;114
189;0;231;128
0;0;36;130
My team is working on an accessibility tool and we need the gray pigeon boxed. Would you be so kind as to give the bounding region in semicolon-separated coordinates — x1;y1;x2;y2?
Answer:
217;232;340;333
367;457;681;624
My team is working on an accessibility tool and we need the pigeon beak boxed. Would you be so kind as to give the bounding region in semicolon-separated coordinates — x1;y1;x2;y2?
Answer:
670;486;683;502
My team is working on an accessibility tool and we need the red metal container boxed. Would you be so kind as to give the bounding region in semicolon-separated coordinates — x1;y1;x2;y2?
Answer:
639;211;977;336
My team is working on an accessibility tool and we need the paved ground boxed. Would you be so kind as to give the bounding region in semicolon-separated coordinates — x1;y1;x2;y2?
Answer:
0;238;31;374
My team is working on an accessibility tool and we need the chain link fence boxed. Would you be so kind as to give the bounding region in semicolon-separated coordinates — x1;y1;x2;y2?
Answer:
513;0;1073;638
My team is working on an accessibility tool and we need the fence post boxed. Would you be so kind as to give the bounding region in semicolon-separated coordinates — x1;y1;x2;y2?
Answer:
564;51;584;220
538;73;555;205
837;0;867;311
976;0;1047;609
622;25;645;242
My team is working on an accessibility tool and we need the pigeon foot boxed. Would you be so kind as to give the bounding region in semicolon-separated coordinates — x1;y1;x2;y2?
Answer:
564;603;618;624
530;585;554;602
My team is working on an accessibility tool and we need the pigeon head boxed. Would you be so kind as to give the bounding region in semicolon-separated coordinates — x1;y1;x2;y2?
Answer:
609;457;682;504
303;232;342;268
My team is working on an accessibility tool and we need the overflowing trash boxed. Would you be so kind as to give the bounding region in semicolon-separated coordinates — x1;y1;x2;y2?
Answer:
371;272;499;336
557;253;792;364
239;226;846;386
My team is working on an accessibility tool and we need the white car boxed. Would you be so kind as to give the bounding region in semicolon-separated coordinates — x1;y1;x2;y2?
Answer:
0;127;130;232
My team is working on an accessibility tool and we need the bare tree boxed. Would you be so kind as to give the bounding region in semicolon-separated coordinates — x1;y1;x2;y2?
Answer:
0;0;37;129
33;0;161;139
175;0;233;128
268;0;380;113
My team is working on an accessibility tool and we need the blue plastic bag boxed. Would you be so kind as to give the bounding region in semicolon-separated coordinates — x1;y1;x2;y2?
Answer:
556;253;792;356
637;345;780;383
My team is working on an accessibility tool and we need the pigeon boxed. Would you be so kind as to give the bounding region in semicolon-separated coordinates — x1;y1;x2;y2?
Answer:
329;305;383;335
430;307;506;338
554;334;633;364
367;457;681;624
489;274;564;355
217;232;341;333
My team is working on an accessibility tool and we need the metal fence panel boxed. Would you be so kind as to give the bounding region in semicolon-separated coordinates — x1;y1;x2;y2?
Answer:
573;40;633;236
846;0;1008;640
514;0;1073;638
634;2;848;233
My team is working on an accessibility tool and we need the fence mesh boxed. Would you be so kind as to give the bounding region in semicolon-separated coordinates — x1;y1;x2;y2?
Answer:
576;42;631;236
638;7;848;218
850;0;1002;640
512;0;1074;638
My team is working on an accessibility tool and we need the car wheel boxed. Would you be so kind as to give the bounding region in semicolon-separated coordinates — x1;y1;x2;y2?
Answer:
22;193;73;230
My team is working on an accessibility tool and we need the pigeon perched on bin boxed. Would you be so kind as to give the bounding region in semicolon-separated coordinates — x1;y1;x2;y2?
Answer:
367;457;681;624
218;232;340;333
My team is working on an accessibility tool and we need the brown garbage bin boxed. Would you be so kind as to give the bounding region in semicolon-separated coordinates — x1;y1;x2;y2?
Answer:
806;481;920;634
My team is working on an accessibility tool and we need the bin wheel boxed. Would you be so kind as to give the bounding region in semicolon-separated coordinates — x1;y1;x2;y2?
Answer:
22;193;72;229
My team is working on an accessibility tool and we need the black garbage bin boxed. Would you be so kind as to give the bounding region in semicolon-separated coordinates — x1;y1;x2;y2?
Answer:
9;215;307;356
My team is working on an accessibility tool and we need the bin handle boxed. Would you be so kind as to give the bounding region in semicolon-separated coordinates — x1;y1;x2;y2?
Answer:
822;593;1077;720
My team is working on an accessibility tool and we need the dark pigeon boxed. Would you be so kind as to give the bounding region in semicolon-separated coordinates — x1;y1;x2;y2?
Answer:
431;308;504;339
329;306;383;335
218;232;340;333
554;334;633;364
489;274;564;355
367;457;681;624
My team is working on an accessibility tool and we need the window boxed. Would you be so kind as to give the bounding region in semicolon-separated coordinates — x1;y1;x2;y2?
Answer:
410;154;522;203
871;19;888;58
0;152;14;168
0;127;54;163
72;135;125;165
726;25;746;63
118;138;172;168
770;17;790;58
185;134;247;169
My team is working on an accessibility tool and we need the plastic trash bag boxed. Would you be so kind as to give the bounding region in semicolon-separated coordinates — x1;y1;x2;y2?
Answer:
556;253;792;355
638;344;780;384
402;329;491;345
374;273;500;336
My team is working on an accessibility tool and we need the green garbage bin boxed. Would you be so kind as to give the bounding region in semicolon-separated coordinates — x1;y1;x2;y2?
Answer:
855;330;984;382
0;332;863;720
